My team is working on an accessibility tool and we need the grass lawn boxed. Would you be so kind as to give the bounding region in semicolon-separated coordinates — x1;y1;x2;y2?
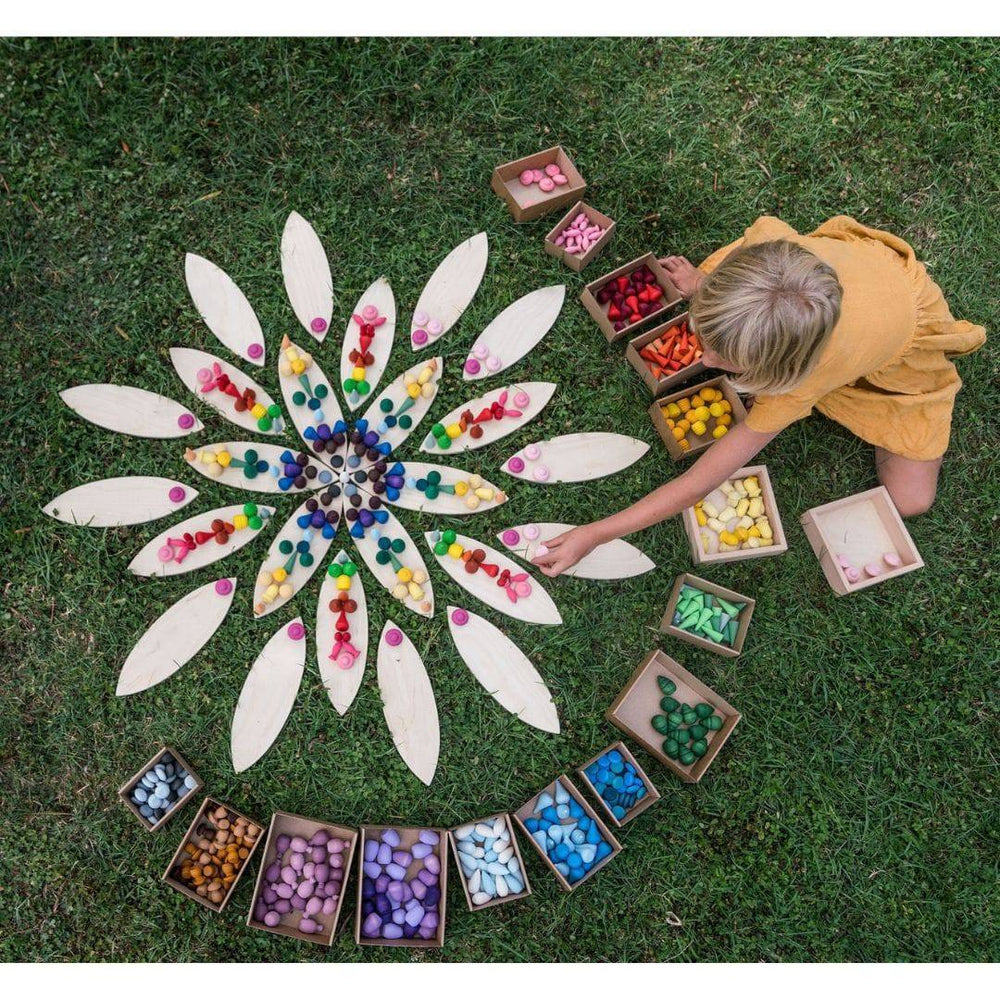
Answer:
2;37;998;962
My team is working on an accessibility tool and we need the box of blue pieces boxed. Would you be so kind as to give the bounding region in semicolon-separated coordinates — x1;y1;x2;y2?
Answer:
514;775;622;891
577;742;660;827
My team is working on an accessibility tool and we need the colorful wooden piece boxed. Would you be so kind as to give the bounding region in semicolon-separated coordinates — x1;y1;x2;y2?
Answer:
359;356;442;457
316;549;368;716
183;441;329;494
281;211;334;342
60;384;203;439
498;522;655;580
43;476;198;527
340;277;396;410
353;507;434;618
378;461;507;517
276;335;345;453
503;433;649;484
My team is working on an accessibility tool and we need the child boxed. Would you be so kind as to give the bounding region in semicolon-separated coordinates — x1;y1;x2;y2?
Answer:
533;215;986;578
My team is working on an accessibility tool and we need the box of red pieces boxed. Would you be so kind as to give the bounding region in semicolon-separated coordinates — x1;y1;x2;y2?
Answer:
581;253;682;343
626;312;707;395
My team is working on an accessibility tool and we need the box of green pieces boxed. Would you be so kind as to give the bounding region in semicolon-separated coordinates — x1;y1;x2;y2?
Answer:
659;573;754;658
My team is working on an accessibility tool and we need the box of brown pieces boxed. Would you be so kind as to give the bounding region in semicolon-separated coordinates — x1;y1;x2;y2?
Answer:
626;312;707;395
118;744;202;832
544;200;616;271
576;741;660;827
449;812;532;911
648;375;747;461
491;145;586;223
581;253;683;342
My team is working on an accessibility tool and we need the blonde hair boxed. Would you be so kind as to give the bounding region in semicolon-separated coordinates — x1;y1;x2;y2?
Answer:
690;239;843;395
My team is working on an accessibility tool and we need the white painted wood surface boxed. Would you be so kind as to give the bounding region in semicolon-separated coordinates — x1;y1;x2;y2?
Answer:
353;508;434;618
116;578;236;696
60;384;203;439
340;277;396;410
410;232;488;350
463;285;565;381
376;620;440;785
231;617;307;773
446;606;559;733
281;211;333;342
317;548;368;715
43;476;198;527
380;461;507;516
277;335;345;449
503;433;650;484
183;441;325;494
359;356;442;456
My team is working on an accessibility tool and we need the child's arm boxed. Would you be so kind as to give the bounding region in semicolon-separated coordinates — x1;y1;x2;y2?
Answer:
531;422;778;576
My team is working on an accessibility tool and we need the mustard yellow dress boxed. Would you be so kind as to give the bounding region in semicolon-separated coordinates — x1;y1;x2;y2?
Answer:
697;215;986;461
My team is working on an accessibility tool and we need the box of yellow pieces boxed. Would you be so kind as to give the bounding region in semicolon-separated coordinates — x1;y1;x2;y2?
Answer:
648;376;747;461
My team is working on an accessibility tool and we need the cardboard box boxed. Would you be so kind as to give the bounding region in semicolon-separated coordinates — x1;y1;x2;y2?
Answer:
513;774;622;891
606;650;741;784
648;375;748;461
576;741;660;827
681;463;789;564
800;486;924;595
491;146;586;223
625;312;706;396
354;825;448;948
162;796;265;912
118;744;203;832
246;811;358;946
543;200;616;272
659;572;755;658
448;812;532;912
580;253;683;342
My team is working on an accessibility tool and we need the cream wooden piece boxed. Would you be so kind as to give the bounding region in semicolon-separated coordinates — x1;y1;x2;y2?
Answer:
316;549;368;715
353;508;434;618
60;384;203;439
410;232;488;350
281;211;333;342
359;356;442;456
277;335;345;449
503;433;649;484
184;441;326;494
43;476;198;527
381;461;507;516
340;277;396;410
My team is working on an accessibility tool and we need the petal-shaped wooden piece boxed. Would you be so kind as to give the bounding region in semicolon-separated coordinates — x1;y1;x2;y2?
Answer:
129;503;274;578
340;277;396;410
462;285;565;382
423;532;562;626
116;578;236;696
182;441;330;495
409;232;488;351
184;252;266;366
498;521;656;580
277;335;346;453
231;618;307;773
170;347;285;436
353;507;434;618
446;606;559;734
43;476;197;527
376;620;440;785
281;211;333;342
359;356;442;459
317;549;368;715
60;384;203;439
502;433;650;484
419;382;556;455
379;461;507;516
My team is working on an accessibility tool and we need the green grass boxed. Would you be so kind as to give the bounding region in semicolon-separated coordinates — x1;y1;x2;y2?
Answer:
2;37;998;962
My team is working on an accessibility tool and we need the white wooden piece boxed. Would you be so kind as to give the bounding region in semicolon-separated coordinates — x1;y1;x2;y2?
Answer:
170;347;284;436
376;620;440;785
462;285;565;382
316;548;368;715
359;356;442;457
353;507;434;618
281;211;334;342
380;461;507;516
409;232;488;351
60;384;203;439
503;433;650;484
183;441;326;494
116;578;236;696
184;252;266;366
128;503;274;578
340;277;396;410
498;521;656;580
446;606;559;734
276;335;345;450
418;382;556;456
231;617;307;773
423;532;562;626
43;476;198;527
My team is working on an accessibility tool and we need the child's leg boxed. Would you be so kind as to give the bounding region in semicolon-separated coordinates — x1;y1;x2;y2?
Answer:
874;447;941;516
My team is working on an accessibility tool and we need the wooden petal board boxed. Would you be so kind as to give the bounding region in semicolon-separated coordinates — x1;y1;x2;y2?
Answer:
360;356;442;457
446;606;559;733
409;232;488;351
129;503;274;578
183;441;324;494
281;211;333;342
419;382;556;456
423;532;562;626
376;621;440;785
378;461;507;516
116;578;236;696
43;476;198;527
498;521;656;580
277;336;345;449
463;285;565;381
184;253;266;366
503;433;650;484
231;618;307;773
353;507;434;618
316;549;368;715
170;347;284;436
60;384;203;439
340;277;396;410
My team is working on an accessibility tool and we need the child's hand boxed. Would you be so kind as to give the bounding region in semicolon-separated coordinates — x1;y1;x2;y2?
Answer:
659;256;704;298
531;525;601;577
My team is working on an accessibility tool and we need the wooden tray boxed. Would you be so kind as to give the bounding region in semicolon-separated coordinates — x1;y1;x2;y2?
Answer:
448;812;532;912
580;253;683;342
491;146;586;223
117;745;203;832
659;572;755;658
575;741;660;827
543;200;616;272
648;375;748;461
626;312;707;396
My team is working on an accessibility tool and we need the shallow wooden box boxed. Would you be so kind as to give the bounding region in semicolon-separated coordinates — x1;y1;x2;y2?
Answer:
354;825;448;948
118;744;203;833
513;774;622;891
491;146;586;223
576;741;660;828
681;463;789;564
162;796;264;912
543;200;616;272
448;812;532;912
626;312;706;396
580;253;683;343
800;486;924;595
246;811;358;947
606;650;741;784
659;572;755;658
649;375;748;461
